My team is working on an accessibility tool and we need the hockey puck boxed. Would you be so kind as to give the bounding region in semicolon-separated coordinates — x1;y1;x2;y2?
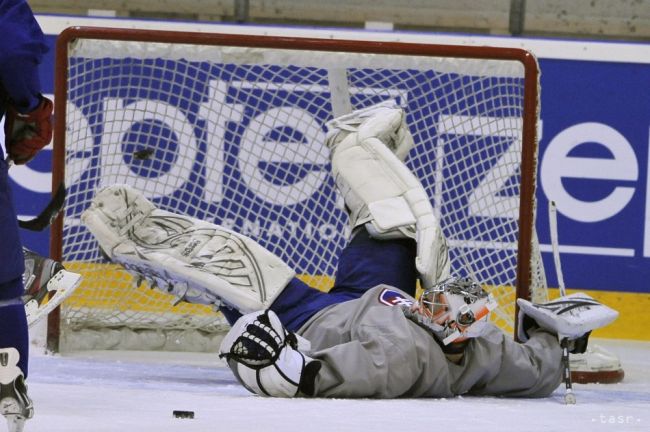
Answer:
173;410;195;419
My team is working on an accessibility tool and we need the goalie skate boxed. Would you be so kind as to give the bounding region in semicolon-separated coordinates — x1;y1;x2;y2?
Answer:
0;348;33;432
570;344;625;384
81;184;295;313
22;248;82;327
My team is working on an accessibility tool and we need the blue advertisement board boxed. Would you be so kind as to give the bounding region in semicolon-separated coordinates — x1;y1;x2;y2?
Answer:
7;28;650;296
537;58;650;293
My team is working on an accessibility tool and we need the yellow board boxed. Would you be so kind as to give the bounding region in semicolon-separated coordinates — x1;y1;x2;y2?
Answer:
60;262;649;340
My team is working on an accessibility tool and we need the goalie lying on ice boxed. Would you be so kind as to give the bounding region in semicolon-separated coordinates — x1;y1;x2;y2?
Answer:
82;103;618;399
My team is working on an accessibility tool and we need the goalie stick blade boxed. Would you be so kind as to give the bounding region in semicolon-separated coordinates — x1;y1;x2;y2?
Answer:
17;183;66;231
24;268;82;327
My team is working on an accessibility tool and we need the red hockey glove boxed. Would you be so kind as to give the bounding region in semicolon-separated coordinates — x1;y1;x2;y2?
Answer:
4;96;53;165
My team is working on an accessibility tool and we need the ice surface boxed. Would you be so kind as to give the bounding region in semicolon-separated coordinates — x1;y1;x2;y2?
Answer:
15;339;650;432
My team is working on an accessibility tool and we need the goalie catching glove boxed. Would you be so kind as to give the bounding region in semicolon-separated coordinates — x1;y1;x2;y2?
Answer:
81;184;294;313
517;293;618;354
219;310;321;397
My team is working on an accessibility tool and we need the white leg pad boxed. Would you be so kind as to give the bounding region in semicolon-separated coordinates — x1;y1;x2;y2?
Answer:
82;184;295;313
327;104;450;288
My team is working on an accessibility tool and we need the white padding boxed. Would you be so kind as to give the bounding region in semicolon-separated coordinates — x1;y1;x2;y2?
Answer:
326;103;450;288
82;184;295;313
219;310;311;398
517;293;619;341
0;348;22;385
368;196;416;231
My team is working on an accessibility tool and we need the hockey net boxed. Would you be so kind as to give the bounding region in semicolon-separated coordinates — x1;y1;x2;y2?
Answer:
51;27;546;352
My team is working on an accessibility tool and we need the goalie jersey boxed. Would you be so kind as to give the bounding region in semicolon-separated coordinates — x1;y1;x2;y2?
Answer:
297;284;564;398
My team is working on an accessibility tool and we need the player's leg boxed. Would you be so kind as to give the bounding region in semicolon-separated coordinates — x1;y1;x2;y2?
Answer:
275;103;435;323
82;184;296;315
270;228;417;331
329;227;417;298
324;102;449;299
236;103;441;327
0;158;33;432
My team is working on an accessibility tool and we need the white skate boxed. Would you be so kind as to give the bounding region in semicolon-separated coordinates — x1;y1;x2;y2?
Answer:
22;248;82;327
570;344;625;384
0;348;33;432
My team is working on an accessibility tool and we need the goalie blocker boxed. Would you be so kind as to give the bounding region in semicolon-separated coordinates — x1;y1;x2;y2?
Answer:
219;310;321;397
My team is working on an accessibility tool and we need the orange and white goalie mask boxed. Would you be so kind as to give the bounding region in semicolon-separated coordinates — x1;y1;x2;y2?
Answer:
404;276;498;346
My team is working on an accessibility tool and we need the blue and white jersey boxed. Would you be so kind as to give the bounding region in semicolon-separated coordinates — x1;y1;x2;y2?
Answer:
0;0;46;289
0;0;48;123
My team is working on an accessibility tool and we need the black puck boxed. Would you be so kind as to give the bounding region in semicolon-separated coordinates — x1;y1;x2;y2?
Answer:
173;410;195;419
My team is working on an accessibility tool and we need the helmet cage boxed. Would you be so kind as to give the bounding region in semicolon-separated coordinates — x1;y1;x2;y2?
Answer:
418;276;489;328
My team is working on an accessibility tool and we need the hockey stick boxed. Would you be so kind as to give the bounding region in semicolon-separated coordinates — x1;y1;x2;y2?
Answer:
17;182;66;231
6;156;66;231
548;200;566;297
548;200;576;404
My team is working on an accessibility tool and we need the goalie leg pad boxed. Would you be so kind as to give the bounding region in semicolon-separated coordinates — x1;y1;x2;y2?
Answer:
326;102;417;232
82;185;295;313
219;310;320;397
326;103;449;288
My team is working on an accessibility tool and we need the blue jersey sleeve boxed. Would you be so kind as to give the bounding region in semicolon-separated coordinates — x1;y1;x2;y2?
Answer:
0;0;48;112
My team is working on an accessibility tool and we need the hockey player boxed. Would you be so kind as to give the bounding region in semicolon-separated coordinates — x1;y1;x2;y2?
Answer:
82;103;618;400
1;1;54;430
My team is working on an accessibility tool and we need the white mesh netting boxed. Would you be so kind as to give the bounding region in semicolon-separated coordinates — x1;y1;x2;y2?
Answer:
56;33;544;351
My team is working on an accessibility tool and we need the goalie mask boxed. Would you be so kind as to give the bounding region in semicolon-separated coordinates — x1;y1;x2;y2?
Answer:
403;276;498;346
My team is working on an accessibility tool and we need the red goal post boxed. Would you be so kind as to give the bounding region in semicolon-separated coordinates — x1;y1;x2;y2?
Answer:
50;26;544;351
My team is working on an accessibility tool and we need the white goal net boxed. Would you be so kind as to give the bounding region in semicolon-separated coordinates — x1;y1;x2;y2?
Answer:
51;27;546;351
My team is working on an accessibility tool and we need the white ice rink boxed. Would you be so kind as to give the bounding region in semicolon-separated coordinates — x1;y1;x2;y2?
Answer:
15;338;650;432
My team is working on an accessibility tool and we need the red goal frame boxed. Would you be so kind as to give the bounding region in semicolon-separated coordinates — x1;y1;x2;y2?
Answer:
49;26;540;351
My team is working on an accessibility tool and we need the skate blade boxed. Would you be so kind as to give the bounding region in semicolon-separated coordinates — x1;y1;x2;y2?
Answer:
1;400;27;432
26;269;83;327
4;414;27;432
